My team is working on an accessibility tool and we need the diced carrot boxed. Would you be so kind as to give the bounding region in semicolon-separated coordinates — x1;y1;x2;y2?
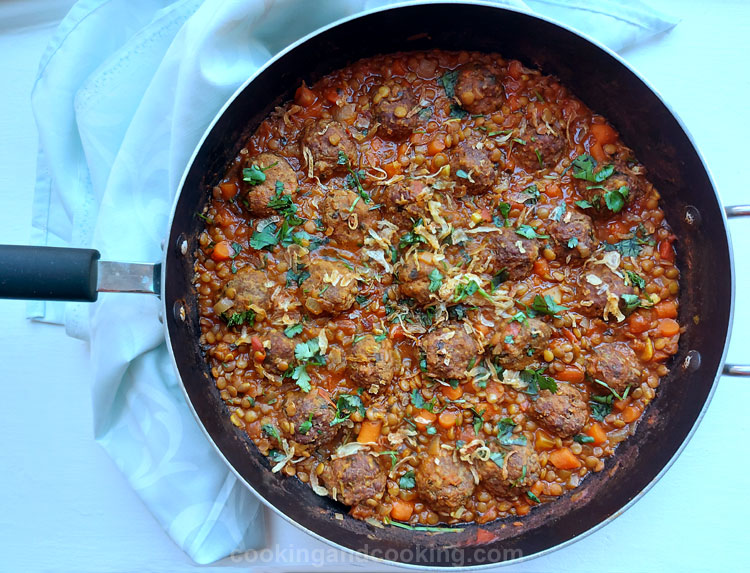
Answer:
479;207;493;222
561;328;577;345
556;366;584;384
414;409;437;431
357;420;382;444
590;142;607;164
294;84;316;107
658;238;675;262
530;481;544;498
533;258;550;278
545;183;562;198
628;311;651;334
591;123;618;146
613;398;628;412
390;499;414;521
516;503;531;516
548;447;581;470
474;322;490;337
427;139;446;156
324;88;339;104
441;384;463;401
622;405;641;423
219;181;238;200
384;161;402;178
211;240;233;261
654;301;678;319
535;430;556;450
657;318;680;337
586;422;608;445
438;411;457;429
250;336;263;353
389;323;406;342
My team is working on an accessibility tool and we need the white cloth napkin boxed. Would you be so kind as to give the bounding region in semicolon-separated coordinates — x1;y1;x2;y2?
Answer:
28;0;677;564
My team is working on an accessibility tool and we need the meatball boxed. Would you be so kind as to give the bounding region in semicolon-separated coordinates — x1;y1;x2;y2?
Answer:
223;267;271;313
242;153;298;217
301;119;357;179
397;257;439;304
373;80;420;139
531;384;588;438
421;324;481;381
378;179;430;228
572;158;652;218
491;318;551;370
479;227;539;280
282;390;338;446
476;443;540;497
321;189;372;246
577;266;635;319
548;209;597;260
454;64;504;114
586;342;642;395
304;260;358;315
347;334;396;394
510;133;566;173
416;451;475;513
321;451;387;506
263;329;296;374
450;139;497;196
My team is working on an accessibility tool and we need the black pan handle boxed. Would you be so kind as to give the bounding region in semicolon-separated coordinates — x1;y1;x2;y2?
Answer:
0;244;161;302
0;245;100;302
723;205;750;376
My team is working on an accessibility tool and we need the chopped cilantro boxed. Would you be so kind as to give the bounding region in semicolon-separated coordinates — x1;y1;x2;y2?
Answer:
428;268;443;293
286;266;310;288
530;294;568;317
604;186;629;213
284;323;303;338
521;184;540;205
330;393;365;426
262;424;281;442
567;237;579;249
516;224;548;240
449;103;468;119
471;407;485;434
489;451;505;467
242;161;277;185
411;389;435;412
298;413;314;434
574;434;595;444
590;396;613;421
625;270;646;290
456;169;471;180
399;470;416;489
249;224;279;250
222;310;256;328
496;418;527;446
527;491;541;503
570;154;614;183
439;70;459;98
520;367;557;395
268;449;286;463
550;204;566;222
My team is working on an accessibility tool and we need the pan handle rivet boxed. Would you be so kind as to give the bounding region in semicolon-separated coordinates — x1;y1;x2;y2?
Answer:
684;206;701;227
682;350;701;372
176;234;188;256
173;300;186;322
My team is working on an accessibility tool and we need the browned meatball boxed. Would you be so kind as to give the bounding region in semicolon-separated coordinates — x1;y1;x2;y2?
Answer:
304;260;358;315
577;266;635;319
572;158;652;218
282;390;338;446
478;227;539;280
347;334;396;394
416;451;475;513
491;318;551;370
373;80;420;139
421;324;481;381
223;267;271;313
531;384;588;438
476;443;540;497
321;452;387;506
263;329;295;374
510;133;566;173
242;153;298;217
301;119;357;179
454;64;504;114
321;188;372;246
548;209;597;260
378;179;430;228
450;139;497;196
586;342;642;395
397;257;438;304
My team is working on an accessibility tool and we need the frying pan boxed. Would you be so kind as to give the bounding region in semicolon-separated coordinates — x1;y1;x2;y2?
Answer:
1;1;749;568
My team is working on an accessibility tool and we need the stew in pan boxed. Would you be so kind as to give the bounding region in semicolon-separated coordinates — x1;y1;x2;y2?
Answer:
192;50;681;529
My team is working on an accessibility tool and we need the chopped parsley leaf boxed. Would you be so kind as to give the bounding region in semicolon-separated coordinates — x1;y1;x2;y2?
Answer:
530;294;568;317
625;270;646;290
428;268;443;293
222;310;256;328
520;367;557;395
284;323;304;338
330;393;365;426
549;204;566;222
574;434;595;444
496;417;527;446
262;424;281;442
242;161;278;185
298;413;314;434
571;154;614;183
399;470;416;489
521;184;540;205
516;224;549;240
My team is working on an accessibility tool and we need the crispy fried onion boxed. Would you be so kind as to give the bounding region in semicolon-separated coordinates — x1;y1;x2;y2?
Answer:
332;441;370;460
309;468;328;496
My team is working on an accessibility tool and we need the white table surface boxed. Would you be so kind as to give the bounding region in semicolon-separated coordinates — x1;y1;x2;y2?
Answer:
1;1;749;571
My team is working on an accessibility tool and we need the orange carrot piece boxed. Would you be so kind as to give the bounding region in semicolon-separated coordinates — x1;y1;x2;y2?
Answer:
535;430;556;450
586;422;607;446
219;181;238;200
590;142;607;164
657;318;680;337
549;447;581;470
438;411;457;429
414;410;437;431
357;420;382;444
533;258;550;278
654;301;678;319
294;84;316;107
441;384;463;401
591;123;618;145
211;240;233;261
556;366;585;384
622;405;641;423
545;183;562;198
628;311;651;334
390;499;414;521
